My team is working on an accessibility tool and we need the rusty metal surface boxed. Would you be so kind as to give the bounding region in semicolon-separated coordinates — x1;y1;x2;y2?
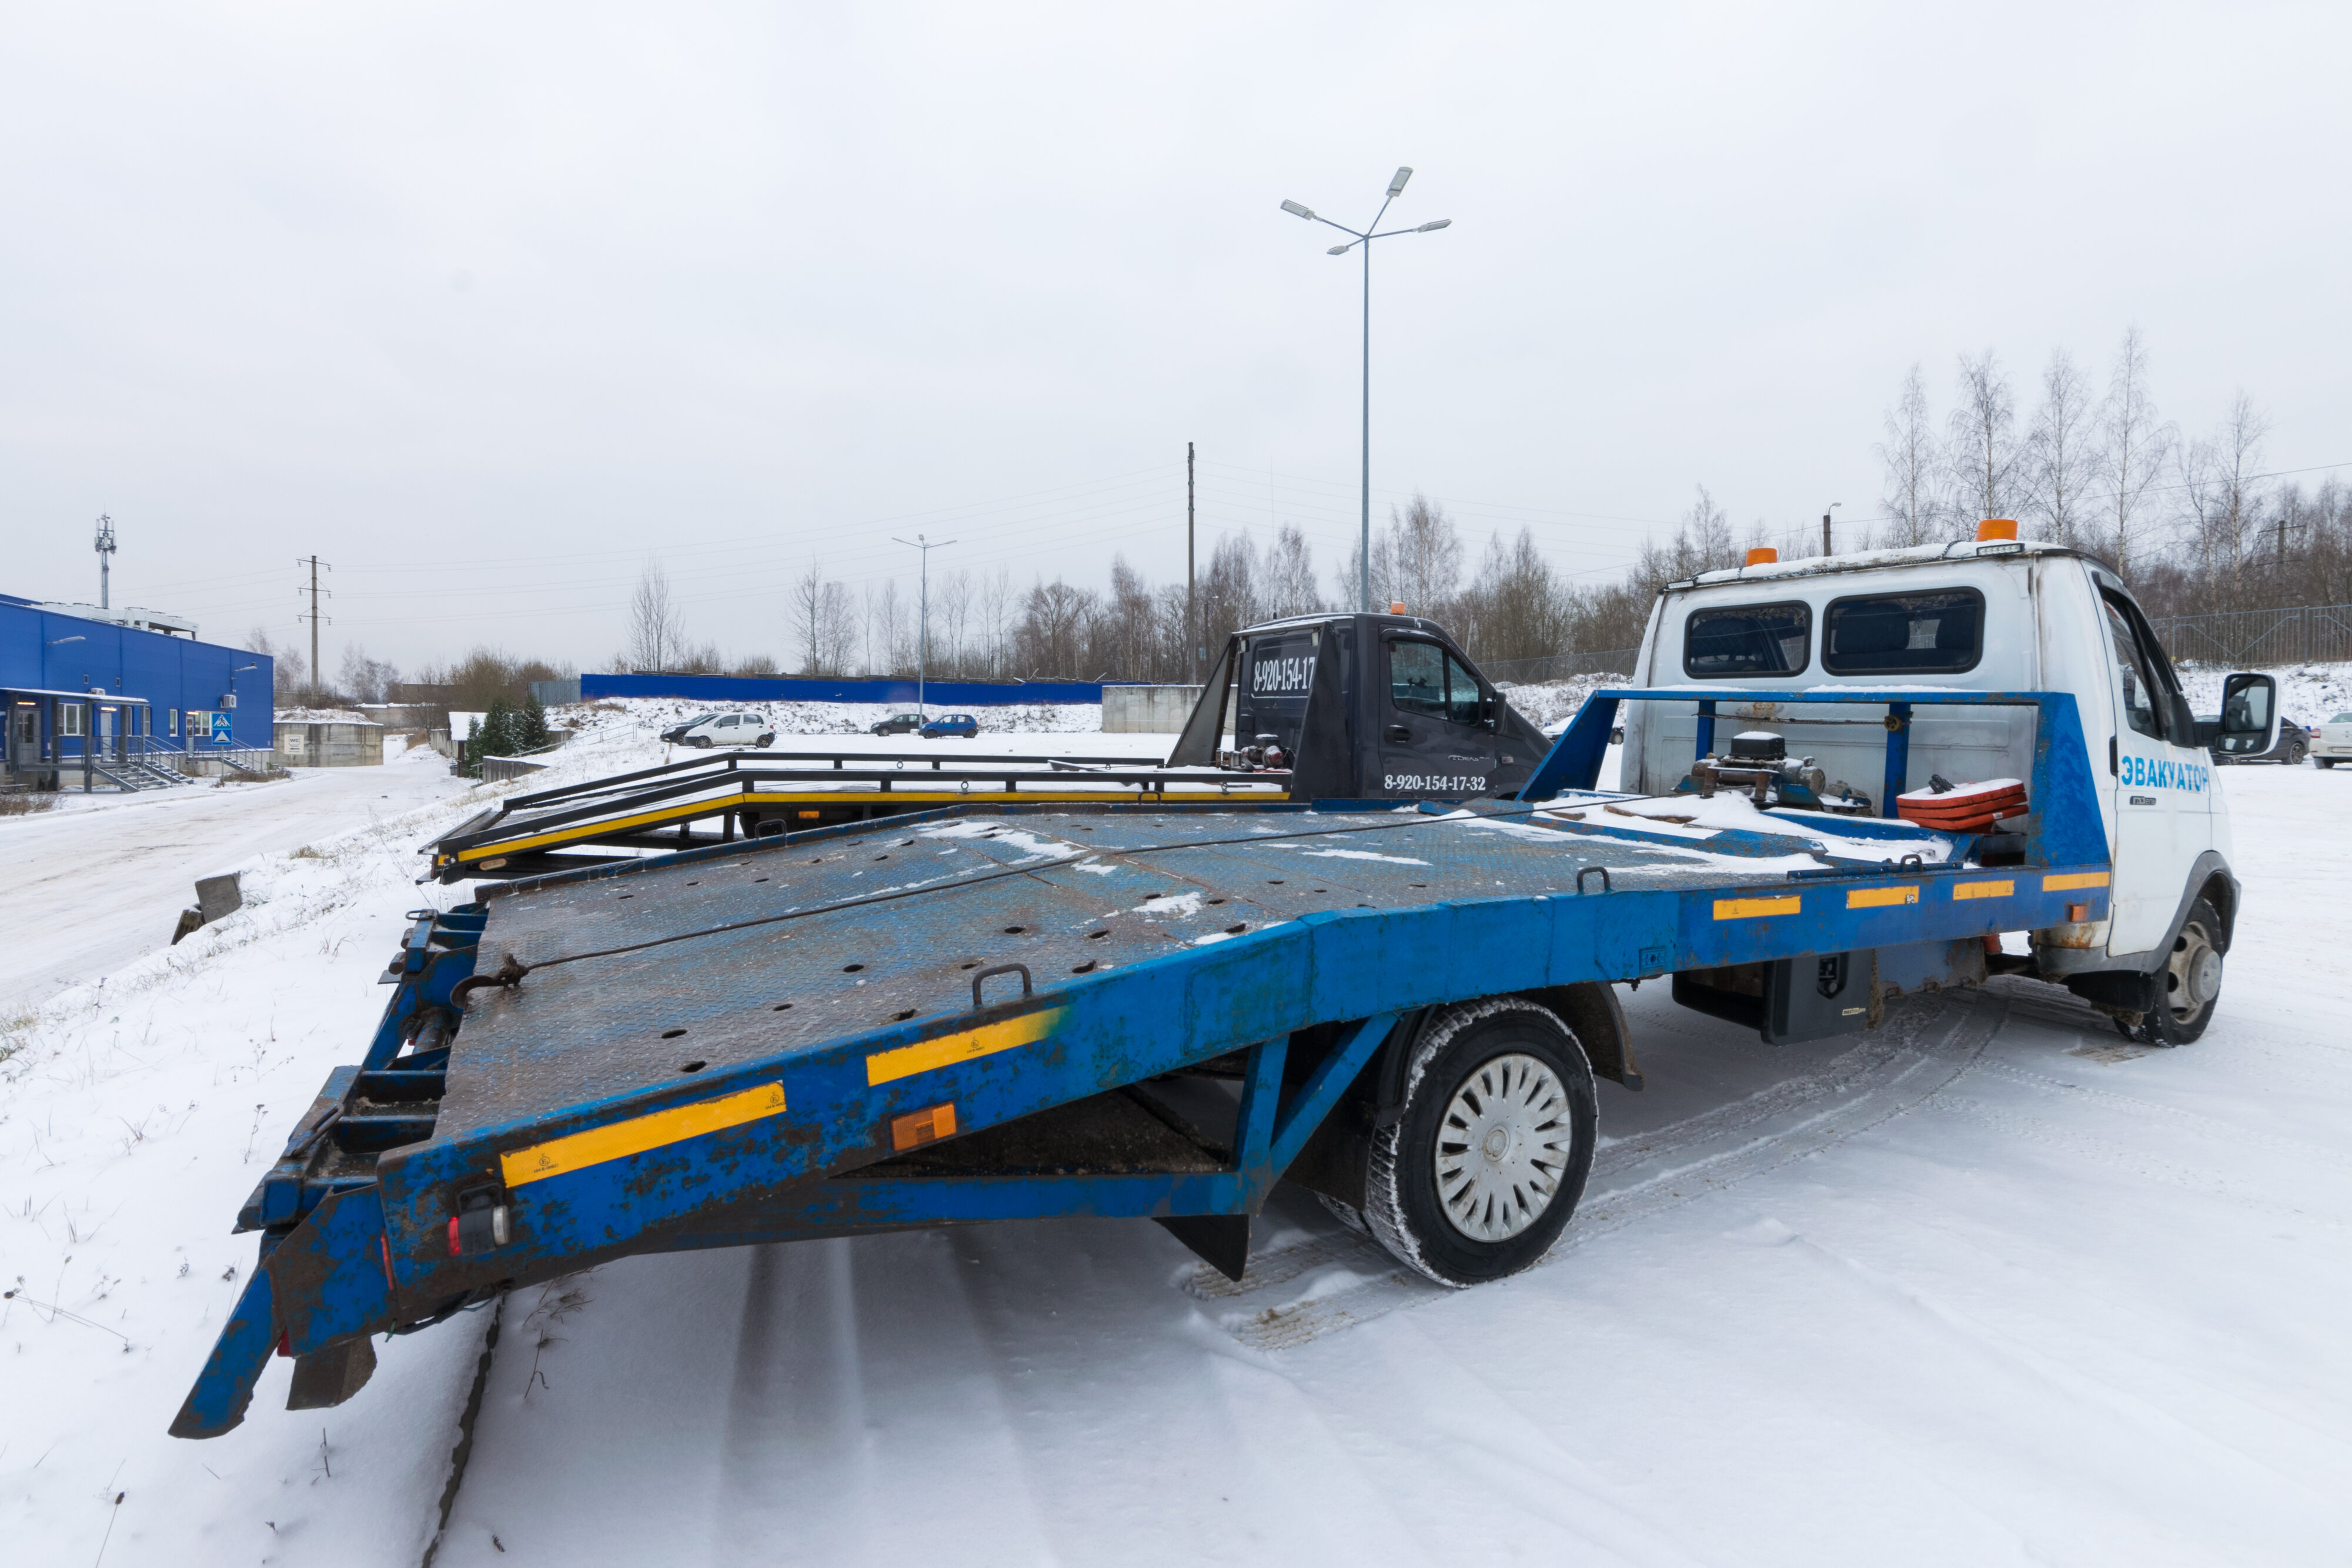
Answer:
434;804;1834;1142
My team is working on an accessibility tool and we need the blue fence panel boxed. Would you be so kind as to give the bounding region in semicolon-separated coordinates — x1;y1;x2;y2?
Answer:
579;673;1107;706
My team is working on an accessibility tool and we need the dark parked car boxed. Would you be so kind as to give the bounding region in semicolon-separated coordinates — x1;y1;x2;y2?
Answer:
921;712;980;740
870;713;924;736
2199;708;2308;764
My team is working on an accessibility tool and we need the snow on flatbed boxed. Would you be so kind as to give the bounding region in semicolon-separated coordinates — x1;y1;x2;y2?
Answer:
4;745;2350;1566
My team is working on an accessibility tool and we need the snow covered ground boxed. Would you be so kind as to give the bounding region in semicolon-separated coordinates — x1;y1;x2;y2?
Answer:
4;723;2350;1566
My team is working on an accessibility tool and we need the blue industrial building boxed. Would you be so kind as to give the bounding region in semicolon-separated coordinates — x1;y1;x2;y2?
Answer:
1;591;274;790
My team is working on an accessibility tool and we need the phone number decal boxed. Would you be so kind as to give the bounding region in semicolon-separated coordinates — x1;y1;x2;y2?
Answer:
1384;774;1487;794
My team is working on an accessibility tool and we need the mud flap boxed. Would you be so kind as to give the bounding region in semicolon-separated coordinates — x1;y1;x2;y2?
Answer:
1154;1214;1251;1281
288;1335;379;1410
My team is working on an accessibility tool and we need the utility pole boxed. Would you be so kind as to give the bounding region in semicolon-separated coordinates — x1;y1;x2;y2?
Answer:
296;556;333;705
1279;170;1451;611
893;534;956;718
1187;442;1198;672
1822;502;1842;558
95;516;116;609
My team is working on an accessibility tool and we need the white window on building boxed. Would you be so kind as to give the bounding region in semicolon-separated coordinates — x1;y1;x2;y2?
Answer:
169;708;181;738
58;702;84;738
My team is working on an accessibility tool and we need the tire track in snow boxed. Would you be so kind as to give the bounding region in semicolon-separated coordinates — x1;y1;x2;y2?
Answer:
1185;991;2008;1350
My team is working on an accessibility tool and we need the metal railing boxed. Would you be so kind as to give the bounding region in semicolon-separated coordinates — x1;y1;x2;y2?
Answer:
2147;603;2352;667
1479;648;1640;685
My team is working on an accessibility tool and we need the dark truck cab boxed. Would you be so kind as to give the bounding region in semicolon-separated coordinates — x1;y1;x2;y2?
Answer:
1167;612;1552;800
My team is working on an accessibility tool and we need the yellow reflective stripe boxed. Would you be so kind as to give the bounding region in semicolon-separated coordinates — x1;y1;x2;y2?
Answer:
456;789;1288;862
1713;894;1800;920
2042;871;2110;891
1846;885;1919;909
1953;879;2015;901
867;1008;1067;1086
501;1082;787;1188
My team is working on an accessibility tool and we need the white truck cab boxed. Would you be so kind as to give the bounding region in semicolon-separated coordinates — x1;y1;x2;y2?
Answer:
1621;530;2279;1044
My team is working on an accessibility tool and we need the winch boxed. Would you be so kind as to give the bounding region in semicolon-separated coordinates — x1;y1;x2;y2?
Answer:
1678;729;1872;814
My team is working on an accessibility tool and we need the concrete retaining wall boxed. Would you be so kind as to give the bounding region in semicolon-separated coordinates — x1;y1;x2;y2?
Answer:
272;721;384;767
1102;684;1202;733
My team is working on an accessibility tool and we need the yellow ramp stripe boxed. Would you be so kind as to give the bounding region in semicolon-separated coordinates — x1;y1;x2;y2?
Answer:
456;790;1287;862
1953;879;2014;901
2042;871;2110;891
1714;894;1800;920
1846;885;1919;909
502;1082;786;1188
867;1008;1067;1086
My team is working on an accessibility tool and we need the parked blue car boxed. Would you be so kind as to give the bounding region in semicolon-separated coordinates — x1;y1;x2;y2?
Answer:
921;712;980;740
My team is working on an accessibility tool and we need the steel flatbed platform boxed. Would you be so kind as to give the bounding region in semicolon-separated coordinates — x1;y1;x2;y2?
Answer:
429;748;1284;880
175;687;2113;1437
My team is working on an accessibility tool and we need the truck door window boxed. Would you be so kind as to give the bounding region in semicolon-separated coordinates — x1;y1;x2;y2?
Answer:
1388;641;1485;727
1444;653;1484;726
1391;640;1447;718
1820;589;1983;675
2102;599;2164;740
1683;603;1810;678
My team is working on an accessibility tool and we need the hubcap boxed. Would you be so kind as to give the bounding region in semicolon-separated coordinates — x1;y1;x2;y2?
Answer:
1434;1053;1575;1242
2165;919;2222;1014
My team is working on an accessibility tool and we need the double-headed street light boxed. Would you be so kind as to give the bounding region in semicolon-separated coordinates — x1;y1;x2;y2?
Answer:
1280;167;1452;613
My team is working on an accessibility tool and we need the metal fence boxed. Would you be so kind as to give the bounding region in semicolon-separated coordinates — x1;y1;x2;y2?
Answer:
2147;603;2352;667
1479;648;1641;685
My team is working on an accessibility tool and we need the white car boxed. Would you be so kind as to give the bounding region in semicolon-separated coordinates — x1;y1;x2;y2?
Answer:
662;710;775;749
2314;711;2352;768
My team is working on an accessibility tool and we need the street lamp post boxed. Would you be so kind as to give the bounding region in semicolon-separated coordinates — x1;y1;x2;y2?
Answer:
893;533;956;720
1279;168;1451;612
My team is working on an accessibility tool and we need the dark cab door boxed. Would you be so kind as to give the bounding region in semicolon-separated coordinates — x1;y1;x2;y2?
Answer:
1378;637;1501;798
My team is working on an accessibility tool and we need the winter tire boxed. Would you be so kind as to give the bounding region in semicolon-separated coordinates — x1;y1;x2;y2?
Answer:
2127;897;2226;1047
1363;998;1597;1287
2320;758;2337;769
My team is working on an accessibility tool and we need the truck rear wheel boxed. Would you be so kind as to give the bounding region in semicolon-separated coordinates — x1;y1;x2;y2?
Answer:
1364;998;1596;1286
2127;897;2226;1047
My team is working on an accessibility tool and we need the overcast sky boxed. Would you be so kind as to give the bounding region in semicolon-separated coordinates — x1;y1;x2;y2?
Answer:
5;3;2347;673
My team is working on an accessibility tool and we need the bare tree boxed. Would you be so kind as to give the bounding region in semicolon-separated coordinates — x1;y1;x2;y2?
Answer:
938;567;974;677
791;561;826;674
2178;392;2271;606
1947;350;2021;527
1198;534;1259;654
625;560;686;672
817;581;858;676
1388;495;1462;618
980;566;1013;678
1876;363;1942;547
336;644;399;704
1014;577;1098;676
2094;327;2174;577
1261;524;1322;620
2023;349;2096;547
1337;529;1396;612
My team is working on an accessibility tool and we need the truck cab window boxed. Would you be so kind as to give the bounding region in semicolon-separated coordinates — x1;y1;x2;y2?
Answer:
1821;589;1983;675
2103;598;2164;740
1389;641;1485;727
1683;603;1810;678
1391;640;1446;718
1444;653;1484;726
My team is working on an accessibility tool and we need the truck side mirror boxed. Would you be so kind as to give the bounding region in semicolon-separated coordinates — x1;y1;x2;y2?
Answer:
2217;672;2280;756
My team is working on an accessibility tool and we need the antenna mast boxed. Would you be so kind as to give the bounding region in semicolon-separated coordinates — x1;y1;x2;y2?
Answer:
95;515;117;609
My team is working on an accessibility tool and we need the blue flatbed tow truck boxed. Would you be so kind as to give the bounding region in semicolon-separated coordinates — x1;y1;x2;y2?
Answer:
172;674;2124;1437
